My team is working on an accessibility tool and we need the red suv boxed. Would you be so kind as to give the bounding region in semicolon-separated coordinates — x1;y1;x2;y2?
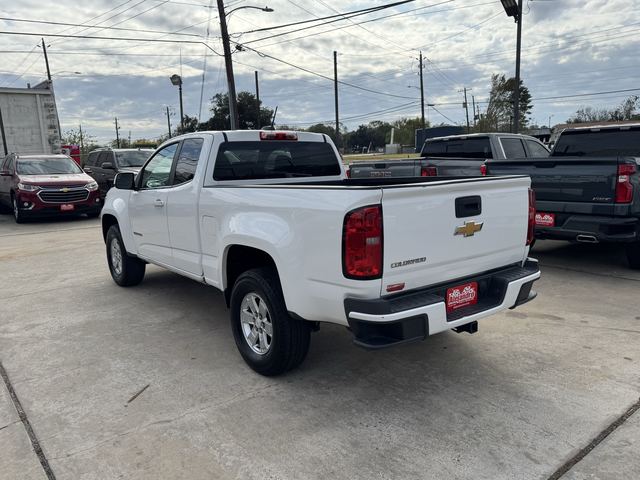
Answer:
0;154;102;223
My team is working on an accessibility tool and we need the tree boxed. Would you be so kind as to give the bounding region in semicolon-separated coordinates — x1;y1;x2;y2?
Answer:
199;91;274;130
306;123;338;142
176;114;199;134
567;95;640;123
479;74;532;132
392;117;427;145
347;121;392;152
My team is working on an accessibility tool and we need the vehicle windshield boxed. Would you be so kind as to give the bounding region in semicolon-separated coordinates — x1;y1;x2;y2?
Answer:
16;157;83;175
552;128;640;157
213;141;341;180
422;137;492;159
115;150;152;167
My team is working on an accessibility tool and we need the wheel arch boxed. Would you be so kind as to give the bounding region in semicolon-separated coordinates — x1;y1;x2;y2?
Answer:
101;214;119;242
223;244;282;307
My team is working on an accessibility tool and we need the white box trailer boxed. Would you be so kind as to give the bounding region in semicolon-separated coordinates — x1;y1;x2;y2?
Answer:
0;81;61;156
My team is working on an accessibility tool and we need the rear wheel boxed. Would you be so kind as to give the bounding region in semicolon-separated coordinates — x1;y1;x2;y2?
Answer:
626;241;640;270
106;225;146;286
11;194;25;224
230;268;311;376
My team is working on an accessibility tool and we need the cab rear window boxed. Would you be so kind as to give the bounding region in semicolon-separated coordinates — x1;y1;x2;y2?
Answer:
213;141;340;180
552;128;640;157
422;137;492;159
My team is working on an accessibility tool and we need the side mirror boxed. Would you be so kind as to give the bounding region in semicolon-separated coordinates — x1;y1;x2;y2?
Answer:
114;172;135;190
101;162;115;170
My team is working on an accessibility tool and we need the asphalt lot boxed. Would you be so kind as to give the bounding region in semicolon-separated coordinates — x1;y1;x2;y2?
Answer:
1;213;639;480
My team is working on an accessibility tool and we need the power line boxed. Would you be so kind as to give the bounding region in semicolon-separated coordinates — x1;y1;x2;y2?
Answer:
236;0;417;36
243;45;416;100
0;16;204;38
0;30;223;55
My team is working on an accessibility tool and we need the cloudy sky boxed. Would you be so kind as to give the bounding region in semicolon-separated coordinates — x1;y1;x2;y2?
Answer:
1;0;638;143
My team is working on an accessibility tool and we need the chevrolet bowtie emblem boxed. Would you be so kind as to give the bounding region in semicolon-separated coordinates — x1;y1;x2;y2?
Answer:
454;221;484;237
61;187;69;192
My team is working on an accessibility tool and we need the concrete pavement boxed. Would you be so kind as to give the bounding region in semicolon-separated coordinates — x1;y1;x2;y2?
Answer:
0;214;639;479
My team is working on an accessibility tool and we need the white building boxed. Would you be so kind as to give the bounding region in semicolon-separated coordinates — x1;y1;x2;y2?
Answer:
0;80;61;155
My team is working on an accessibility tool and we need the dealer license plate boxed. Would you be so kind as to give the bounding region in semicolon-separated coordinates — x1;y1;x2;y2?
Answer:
60;204;75;211
446;282;478;313
535;212;555;227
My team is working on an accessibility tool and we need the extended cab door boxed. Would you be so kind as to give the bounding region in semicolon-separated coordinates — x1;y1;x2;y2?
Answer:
166;137;206;275
129;142;179;265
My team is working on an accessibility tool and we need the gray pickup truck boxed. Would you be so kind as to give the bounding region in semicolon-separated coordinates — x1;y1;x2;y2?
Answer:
348;133;550;178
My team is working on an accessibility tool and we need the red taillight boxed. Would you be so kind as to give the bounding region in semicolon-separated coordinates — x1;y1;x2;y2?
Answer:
480;164;487;176
421;165;437;177
527;188;536;246
343;205;383;279
345;167;351;178
615;163;636;204
259;131;298;141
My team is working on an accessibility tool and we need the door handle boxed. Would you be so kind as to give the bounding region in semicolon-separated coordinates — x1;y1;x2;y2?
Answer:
154;199;165;207
84;168;92;173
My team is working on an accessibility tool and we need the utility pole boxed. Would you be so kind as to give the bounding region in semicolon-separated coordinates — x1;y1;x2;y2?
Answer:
462;87;470;133
217;0;239;130
79;124;85;152
471;95;477;127
513;0;523;133
255;70;260;129
419;51;425;130
0;108;8;156
41;38;51;82
128;130;131;146
114;117;120;148
333;51;340;149
166;107;172;138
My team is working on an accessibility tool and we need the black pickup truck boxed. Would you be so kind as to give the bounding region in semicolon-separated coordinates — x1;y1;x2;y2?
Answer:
487;124;640;269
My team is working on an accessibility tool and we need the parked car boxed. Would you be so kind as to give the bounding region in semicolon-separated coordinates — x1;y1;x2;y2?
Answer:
0;153;101;223
100;130;540;375
83;148;153;198
487;123;640;269
348;133;550;178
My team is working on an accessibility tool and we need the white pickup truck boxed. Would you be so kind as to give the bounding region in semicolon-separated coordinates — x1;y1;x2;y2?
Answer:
101;130;540;375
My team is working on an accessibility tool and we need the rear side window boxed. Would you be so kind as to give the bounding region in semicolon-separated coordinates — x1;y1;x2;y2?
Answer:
97;151;111;166
526;140;549;157
213;141;341;181
501;138;526;158
85;151;99;166
422;137;492;159
173;138;204;185
552;128;640;157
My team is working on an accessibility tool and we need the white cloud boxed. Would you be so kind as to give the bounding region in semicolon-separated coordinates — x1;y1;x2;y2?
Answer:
0;0;638;142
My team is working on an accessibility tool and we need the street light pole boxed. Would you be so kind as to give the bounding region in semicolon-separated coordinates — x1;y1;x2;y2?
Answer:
216;3;273;130
170;74;184;130
419;51;425;130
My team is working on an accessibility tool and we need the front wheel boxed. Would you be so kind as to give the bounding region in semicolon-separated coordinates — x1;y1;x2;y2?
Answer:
626;241;640;270
106;225;146;286
230;268;311;376
11;194;25;224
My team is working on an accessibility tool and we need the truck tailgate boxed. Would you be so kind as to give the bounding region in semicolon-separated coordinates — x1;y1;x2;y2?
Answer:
380;177;530;295
349;159;419;178
488;158;620;206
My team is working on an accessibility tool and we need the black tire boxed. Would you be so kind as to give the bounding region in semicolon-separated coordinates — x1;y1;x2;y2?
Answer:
230;268;311;376
106;225;146;286
11;194;25;224
86;209;101;219
626;241;640;270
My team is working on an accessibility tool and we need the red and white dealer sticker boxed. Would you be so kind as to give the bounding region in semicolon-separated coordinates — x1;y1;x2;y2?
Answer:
446;282;478;313
535;212;555;227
